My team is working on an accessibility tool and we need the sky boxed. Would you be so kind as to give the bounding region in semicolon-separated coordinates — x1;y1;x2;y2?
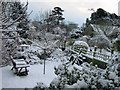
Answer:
21;0;120;26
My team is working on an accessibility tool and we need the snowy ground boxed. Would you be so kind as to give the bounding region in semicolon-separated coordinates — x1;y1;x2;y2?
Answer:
0;68;2;89
1;48;68;88
2;61;63;88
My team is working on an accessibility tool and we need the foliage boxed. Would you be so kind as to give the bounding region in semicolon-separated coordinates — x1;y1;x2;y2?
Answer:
66;38;75;46
51;57;120;89
89;8;120;26
52;64;81;88
66;22;79;32
10;1;29;29
72;41;89;54
1;1;29;66
33;82;47;90
46;7;65;26
33;51;120;90
83;56;107;69
73;45;88;54
114;40;120;52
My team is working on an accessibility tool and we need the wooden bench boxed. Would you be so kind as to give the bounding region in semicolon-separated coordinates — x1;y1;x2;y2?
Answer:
15;64;30;76
11;57;30;76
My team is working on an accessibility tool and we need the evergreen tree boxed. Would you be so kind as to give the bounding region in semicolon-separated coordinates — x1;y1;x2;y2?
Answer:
50;7;65;25
10;1;29;38
10;1;29;29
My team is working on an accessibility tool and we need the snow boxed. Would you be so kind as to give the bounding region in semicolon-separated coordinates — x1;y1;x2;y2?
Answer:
108;72;117;80
53;27;65;34
0;68;2;89
73;41;89;48
83;53;108;63
1;48;69;88
47;48;68;62
90;24;112;48
76;80;88;88
58;65;64;70
15;61;27;65
50;78;60;87
1;5;120;89
71;80;88;88
29;45;43;53
2;61;62;88
98;79;112;88
36;82;47;89
20;44;30;47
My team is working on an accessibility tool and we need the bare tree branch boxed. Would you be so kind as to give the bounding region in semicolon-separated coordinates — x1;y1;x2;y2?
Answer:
2;1;29;29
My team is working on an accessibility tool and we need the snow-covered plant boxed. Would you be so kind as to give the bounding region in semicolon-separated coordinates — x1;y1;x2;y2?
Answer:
1;1;29;66
32;51;120;90
72;41;89;54
52;57;120;89
33;82;48;90
52;64;83;89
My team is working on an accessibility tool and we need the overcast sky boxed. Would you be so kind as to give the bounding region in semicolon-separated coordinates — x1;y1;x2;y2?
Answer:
22;0;120;26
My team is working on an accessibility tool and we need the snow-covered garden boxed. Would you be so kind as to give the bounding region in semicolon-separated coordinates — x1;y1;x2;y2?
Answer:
1;1;120;90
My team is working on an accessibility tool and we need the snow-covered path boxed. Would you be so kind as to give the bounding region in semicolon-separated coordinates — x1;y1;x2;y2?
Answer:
2;61;62;88
0;68;2;89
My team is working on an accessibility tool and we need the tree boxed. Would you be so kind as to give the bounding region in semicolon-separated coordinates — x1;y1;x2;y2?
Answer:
86;18;90;26
9;1;29;29
89;35;111;52
10;1;29;38
2;1;29;29
1;1;29;66
49;7;65;25
114;35;120;52
96;8;107;18
34;10;52;32
90;8;108;20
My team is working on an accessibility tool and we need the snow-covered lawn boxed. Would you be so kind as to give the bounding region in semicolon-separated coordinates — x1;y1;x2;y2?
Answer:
2;48;68;88
2;61;63;88
0;68;2;89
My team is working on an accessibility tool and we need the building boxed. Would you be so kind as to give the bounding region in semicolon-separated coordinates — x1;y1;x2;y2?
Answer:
118;1;120;16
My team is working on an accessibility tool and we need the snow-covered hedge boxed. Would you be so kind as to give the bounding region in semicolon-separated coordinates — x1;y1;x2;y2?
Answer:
33;53;120;90
72;41;89;54
51;60;120;89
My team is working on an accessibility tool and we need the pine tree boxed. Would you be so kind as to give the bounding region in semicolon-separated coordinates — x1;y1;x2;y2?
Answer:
9;1;29;38
50;7;65;25
10;1;29;29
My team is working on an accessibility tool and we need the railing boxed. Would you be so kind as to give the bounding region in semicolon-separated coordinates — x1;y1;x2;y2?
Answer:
85;51;111;61
68;48;111;63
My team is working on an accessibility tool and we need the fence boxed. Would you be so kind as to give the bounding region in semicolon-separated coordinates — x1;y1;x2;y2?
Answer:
86;51;111;61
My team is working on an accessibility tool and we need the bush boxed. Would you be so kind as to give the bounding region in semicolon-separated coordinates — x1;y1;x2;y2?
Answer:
114;41;120;52
33;82;48;90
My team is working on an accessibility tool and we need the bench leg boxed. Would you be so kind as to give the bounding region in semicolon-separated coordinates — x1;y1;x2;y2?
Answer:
25;67;28;75
18;68;23;74
14;68;18;74
11;67;14;70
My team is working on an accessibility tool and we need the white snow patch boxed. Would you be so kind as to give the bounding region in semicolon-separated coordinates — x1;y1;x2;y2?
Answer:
0;68;2;89
72;80;88;88
109;72;116;80
2;61;62;88
73;41;89;48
